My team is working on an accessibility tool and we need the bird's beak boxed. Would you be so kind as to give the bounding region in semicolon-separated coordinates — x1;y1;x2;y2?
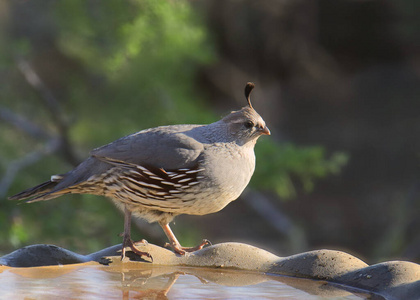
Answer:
260;125;271;136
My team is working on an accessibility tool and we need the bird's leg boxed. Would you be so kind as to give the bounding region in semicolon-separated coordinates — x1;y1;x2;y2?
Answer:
159;222;211;255
121;206;152;261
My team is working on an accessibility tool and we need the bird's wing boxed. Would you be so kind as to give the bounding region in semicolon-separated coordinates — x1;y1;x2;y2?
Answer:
12;125;207;202
90;125;205;170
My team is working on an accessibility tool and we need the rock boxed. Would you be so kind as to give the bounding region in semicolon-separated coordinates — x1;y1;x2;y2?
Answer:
335;260;420;299
266;249;368;279
1;242;420;299
0;244;86;267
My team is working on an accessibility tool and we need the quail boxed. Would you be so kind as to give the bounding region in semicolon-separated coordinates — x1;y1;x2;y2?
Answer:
9;82;270;260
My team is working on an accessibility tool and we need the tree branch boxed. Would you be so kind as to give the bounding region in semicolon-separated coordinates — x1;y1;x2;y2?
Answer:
16;59;80;166
0;105;51;140
242;189;308;252
0;138;61;198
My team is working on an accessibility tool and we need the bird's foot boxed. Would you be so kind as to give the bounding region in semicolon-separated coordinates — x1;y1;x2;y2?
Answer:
121;237;153;262
164;239;211;255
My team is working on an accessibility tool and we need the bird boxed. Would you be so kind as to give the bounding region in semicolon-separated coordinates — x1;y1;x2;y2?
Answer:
9;82;270;260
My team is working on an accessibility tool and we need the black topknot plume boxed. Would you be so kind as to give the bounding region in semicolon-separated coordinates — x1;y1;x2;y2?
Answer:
245;82;255;109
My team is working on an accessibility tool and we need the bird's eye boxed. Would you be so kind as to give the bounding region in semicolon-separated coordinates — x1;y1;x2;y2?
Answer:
244;121;254;129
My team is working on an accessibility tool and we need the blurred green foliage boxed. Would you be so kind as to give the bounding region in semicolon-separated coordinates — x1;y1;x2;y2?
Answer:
254;140;348;198
0;0;347;254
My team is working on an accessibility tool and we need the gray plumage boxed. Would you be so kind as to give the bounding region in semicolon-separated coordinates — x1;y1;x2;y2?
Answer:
9;82;270;258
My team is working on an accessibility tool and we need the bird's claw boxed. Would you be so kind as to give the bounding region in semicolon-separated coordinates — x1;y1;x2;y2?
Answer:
121;238;153;262
164;239;211;255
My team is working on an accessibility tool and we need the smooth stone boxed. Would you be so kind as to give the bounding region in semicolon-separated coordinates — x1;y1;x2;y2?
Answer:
266;249;369;280
0;244;122;267
335;260;420;299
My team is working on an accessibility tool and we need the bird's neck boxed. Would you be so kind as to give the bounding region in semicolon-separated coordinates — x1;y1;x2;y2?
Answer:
201;121;231;143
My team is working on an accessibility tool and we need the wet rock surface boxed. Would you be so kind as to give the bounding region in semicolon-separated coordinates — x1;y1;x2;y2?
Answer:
1;242;419;299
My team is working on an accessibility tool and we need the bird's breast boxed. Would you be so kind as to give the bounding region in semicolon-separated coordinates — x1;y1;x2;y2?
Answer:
189;143;255;214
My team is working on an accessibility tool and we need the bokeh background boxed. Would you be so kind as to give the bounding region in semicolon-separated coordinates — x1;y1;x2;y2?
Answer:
1;0;419;264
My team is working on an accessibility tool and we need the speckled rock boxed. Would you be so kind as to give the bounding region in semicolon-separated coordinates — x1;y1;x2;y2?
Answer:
335;260;420;299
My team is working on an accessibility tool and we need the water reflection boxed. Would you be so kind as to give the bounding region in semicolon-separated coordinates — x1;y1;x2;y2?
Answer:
0;262;375;299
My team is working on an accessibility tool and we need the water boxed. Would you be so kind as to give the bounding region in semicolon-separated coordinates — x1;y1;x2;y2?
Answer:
0;263;373;299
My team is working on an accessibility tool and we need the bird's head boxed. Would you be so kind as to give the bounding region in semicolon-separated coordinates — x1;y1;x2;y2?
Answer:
222;82;270;145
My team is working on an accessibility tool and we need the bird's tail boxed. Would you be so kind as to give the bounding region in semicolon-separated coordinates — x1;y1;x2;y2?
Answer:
8;175;68;202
